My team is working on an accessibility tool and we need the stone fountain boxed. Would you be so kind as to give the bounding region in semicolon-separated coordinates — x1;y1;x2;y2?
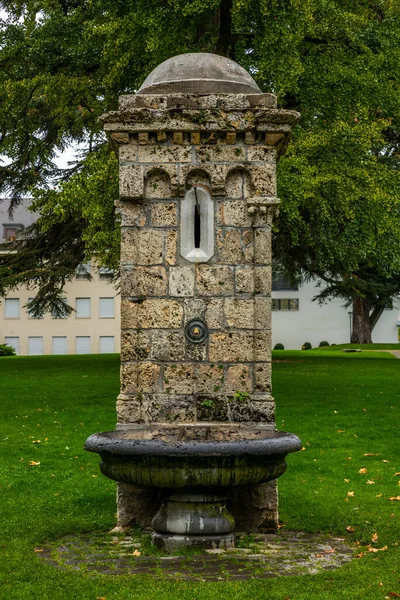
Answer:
85;53;301;550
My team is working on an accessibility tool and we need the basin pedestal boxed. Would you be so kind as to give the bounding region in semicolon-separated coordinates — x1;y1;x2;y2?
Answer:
152;491;235;550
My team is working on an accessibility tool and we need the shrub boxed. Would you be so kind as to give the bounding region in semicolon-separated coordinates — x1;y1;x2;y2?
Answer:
319;341;329;347
274;343;285;350
0;344;16;356
302;342;312;350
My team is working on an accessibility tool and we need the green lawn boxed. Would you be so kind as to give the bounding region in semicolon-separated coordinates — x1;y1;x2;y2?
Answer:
1;353;399;599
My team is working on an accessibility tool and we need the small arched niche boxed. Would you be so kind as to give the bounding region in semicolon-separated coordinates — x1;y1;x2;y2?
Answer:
225;167;253;199
180;186;214;263
144;169;171;199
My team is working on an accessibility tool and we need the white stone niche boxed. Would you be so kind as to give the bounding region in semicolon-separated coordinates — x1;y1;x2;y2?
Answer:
180;186;214;263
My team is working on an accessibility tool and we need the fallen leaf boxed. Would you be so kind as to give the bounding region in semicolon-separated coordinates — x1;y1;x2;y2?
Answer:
368;546;387;553
346;526;355;532
355;551;365;558
348;491;355;497
300;446;306;451
344;478;350;483
32;440;41;444
362;408;367;412
28;461;40;466
337;430;345;433
372;533;378;542
389;496;400;501
96;597;106;600
366;480;375;484
364;453;381;456
359;468;368;474
34;548;43;553
383;460;390;463
376;493;383;497
324;548;335;554
387;592;400;598
394;473;400;476
131;549;141;556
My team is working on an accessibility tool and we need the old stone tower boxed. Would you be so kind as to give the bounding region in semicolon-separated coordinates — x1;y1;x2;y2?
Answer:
101;53;299;532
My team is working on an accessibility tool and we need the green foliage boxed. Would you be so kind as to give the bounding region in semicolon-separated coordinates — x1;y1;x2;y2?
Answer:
0;343;16;356
318;341;329;347
274;343;285;350
233;390;249;402
302;342;312;350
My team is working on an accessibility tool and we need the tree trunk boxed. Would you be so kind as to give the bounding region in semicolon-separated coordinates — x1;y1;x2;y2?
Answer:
351;297;372;343
215;0;233;57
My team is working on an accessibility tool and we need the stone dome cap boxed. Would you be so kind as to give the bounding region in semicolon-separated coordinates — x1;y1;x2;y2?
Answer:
138;53;261;95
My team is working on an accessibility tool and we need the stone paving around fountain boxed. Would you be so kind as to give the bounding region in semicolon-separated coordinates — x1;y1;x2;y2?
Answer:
38;530;354;581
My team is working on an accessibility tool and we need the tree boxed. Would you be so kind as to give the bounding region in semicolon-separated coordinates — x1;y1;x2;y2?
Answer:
0;0;400;338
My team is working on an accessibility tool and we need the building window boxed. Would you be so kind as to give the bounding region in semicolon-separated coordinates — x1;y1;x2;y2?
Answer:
76;336;91;354
99;267;114;280
28;336;44;355
75;298;91;318
272;298;299;311
4;298;19;318
27;298;43;319
272;272;298;291
99;336;115;353
5;337;19;355
52;337;67;355
99;297;115;318
76;263;91;280
51;298;68;319
3;224;23;242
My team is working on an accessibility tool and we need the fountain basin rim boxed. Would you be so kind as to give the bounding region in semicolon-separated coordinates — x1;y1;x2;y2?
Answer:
84;429;302;458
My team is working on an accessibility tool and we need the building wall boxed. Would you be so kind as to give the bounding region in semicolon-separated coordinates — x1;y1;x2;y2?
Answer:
0;268;120;355
272;279;400;349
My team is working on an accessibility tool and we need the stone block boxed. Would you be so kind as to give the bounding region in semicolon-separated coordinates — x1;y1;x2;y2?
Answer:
265;132;284;146
121;362;160;393
144;171;172;199
226;132;236;144
165;230;177;265
118;201;147;227
225;168;253;198
225;299;254;329
248;164;276;196
138;132;149;144
150;332;185;361
196;266;234;297
254;363;272;392
229;480;279;532
235;267;254;295
150;202;177;226
246;146;276;163
116;483;160;529
242;229;254;263
169;266;195;297
121;266;168;297
191;132;201;145
143;395;196;422
138;145;191;163
217;199;252;227
230;399;274;423
196;145;245;163
196;395;229;421
209;331;254;362
254;331;272;362
116;397;141;423
111;132;130;144
121;228;164;265
217;229;243;263
172;132;184;145
245;131;256;145
196;364;225;393
204;299;224;329
254;229;272;264
121;298;183;329
224;365;253;393
254;298;271;329
254;266;272;295
119;144;138;162
120;330;151;361
183;299;206;324
162;364;196;394
157;131;167;142
185;338;207;362
119;165;144;199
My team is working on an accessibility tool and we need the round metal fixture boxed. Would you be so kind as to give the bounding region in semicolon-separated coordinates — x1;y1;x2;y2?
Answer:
185;319;208;344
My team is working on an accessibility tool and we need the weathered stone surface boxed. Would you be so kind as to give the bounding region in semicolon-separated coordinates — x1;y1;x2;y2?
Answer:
163;364;196;394
254;229;272;264
229;480;278;532
116;396;141;423
254;363;272;392
197;364;225;393
254;298;271;329
183;299;206;324
254;331;272;362
217;200;253;227
224;365;252;393
246;146;276;162
185;339;207;362
204;299;224;329
144;171;172;199
248;164;276;196
120;165;143;198
217;229;243;263
150;332;185;362
196;145;246;163
121;266;168;297
254;266;272;295
143;395;196;422
121;299;183;329
117;201;147;227
230;399;275;423
138;145;191;163
209;331;254;362
225;168;253;198
165;230;178;266
150;202;177;226
121;362;160;393
119;144;138;162
235;267;254;295
120;330;151;361
121;229;164;265
169;266;195;297
242;229;254;263
225;299;254;329
196;266;234;296
116;483;160;529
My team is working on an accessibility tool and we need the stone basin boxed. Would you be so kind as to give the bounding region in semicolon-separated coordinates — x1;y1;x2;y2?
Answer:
85;424;302;550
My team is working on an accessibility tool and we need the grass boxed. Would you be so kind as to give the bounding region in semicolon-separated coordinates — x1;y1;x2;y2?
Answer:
1;352;399;599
